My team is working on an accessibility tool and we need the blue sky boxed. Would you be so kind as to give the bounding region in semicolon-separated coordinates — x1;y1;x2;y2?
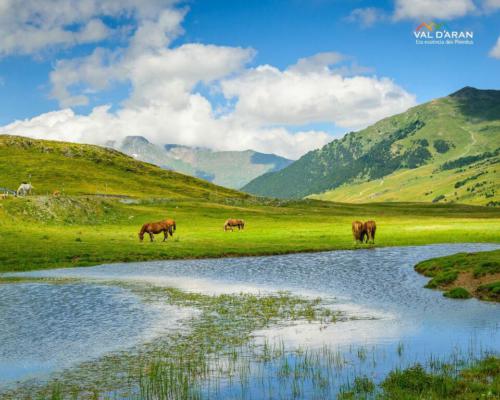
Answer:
0;0;499;158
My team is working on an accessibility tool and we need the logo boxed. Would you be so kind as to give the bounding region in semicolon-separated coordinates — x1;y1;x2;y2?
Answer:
413;22;473;45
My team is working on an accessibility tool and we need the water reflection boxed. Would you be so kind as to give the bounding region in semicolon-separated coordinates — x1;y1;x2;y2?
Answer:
1;243;499;390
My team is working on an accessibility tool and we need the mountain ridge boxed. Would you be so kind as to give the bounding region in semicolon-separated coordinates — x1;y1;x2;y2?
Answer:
109;136;293;189
242;87;500;205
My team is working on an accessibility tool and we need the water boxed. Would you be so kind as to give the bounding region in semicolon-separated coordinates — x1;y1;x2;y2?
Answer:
1;243;499;393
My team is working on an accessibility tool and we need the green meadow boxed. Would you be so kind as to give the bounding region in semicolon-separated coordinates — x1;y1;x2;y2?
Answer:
1;195;499;273
0;135;499;273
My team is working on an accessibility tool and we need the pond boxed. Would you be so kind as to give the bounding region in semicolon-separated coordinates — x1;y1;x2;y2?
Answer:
1;243;499;397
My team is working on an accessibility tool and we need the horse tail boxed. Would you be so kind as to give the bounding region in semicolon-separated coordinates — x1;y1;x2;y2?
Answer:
169;221;176;236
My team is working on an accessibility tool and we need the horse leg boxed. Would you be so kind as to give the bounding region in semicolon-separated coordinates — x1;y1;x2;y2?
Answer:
149;232;154;242
163;230;168;241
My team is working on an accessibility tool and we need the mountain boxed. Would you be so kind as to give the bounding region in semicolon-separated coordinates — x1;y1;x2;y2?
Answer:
243;87;500;206
0;135;244;199
108;137;293;189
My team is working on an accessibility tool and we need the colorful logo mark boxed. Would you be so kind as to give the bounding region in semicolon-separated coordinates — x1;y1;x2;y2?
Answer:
416;22;450;32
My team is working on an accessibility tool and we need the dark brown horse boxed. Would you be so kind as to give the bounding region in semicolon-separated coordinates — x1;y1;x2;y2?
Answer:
139;219;176;242
224;218;245;231
352;221;365;242
364;220;376;243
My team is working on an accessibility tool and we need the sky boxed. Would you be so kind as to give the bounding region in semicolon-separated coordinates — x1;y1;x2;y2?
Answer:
0;0;499;159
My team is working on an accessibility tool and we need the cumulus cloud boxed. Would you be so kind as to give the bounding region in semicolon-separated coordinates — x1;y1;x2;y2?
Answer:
393;0;476;20
0;103;332;159
489;36;500;58
0;1;417;159
220;58;416;129
0;0;177;56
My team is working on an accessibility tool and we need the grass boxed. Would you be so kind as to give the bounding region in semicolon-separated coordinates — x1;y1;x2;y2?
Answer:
247;88;500;203
415;249;500;301
1;134;499;273
0;195;499;273
4;277;497;400
443;287;472;299
0;282;342;399
374;356;499;400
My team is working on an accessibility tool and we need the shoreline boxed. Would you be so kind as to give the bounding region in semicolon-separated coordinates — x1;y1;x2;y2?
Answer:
415;249;500;302
2;241;499;275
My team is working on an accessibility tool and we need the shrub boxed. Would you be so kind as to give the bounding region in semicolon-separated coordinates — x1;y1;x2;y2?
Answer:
432;194;445;203
443;287;471;299
433;139;452;153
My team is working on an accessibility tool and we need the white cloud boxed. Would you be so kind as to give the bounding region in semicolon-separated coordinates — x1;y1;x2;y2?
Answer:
220;59;416;129
489;36;500;58
0;2;417;159
393;0;476;20
0;102;331;159
0;0;177;56
346;8;387;27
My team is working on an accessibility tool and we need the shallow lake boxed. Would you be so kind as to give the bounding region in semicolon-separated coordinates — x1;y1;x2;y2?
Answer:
1;243;499;396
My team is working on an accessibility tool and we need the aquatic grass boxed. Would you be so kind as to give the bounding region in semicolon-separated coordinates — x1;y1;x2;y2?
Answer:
3;279;499;399
2;285;345;399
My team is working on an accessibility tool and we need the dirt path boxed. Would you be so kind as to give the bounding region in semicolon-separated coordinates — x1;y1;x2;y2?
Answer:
458;128;477;158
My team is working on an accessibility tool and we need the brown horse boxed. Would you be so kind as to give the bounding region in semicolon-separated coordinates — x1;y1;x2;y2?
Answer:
364;220;376;243
224;218;245;231
139;219;176;242
352;221;365;242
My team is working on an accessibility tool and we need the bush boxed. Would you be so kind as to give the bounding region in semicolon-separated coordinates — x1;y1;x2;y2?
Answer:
443;287;471;299
433;139;452;153
432;194;445;203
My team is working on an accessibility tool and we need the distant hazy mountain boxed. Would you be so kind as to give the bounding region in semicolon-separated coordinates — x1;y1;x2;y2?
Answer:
107;136;293;189
243;87;500;206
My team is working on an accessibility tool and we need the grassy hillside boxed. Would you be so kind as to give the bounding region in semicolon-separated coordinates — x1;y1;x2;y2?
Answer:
0;135;499;273
0;135;242;199
243;87;500;205
111;136;293;189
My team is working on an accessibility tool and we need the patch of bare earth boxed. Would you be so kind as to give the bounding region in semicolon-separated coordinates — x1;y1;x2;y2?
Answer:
443;272;500;300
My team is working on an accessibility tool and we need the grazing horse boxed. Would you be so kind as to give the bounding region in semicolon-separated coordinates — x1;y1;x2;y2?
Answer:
224;218;245;231
352;221;365;242
364;220;376;243
17;183;33;196
139;219;176;242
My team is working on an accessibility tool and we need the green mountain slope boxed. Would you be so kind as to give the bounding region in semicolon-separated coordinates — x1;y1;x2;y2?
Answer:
0;135;244;199
243;87;500;205
109;136;293;189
